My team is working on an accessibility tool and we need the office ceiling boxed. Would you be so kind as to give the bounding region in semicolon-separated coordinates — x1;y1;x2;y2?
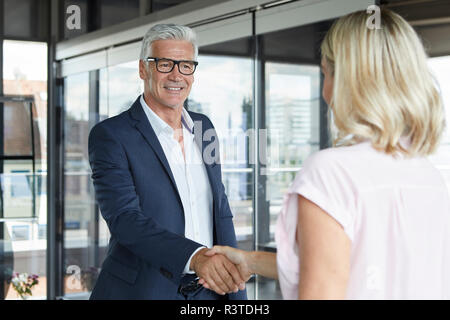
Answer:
380;0;450;56
381;0;450;23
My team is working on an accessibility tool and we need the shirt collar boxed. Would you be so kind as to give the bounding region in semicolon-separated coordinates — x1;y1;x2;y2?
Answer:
140;94;194;136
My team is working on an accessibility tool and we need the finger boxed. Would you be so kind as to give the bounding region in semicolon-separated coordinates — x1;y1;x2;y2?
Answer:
195;254;226;295
198;277;211;290
204;264;227;295
198;278;209;289
210;265;232;294
204;245;228;257
215;258;239;293
222;257;245;288
210;245;225;255
205;276;225;296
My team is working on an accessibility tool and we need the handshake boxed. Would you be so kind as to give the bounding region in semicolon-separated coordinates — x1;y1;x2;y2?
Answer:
189;246;252;295
189;246;277;296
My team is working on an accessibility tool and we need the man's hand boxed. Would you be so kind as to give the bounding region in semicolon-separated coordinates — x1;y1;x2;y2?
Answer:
198;245;252;291
190;248;245;295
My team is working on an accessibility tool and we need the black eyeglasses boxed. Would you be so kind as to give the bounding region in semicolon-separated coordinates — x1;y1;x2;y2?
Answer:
144;57;198;75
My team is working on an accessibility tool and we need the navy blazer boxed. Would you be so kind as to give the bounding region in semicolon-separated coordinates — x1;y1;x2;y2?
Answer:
88;97;247;300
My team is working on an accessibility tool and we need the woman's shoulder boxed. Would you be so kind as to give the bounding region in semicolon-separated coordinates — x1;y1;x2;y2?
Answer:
303;142;372;170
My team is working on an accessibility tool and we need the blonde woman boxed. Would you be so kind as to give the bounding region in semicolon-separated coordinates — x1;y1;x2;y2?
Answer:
199;9;450;299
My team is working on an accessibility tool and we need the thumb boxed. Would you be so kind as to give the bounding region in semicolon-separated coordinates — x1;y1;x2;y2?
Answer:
203;245;225;257
203;248;217;257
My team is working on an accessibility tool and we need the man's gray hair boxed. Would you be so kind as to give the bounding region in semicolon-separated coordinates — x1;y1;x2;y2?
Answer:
140;23;198;61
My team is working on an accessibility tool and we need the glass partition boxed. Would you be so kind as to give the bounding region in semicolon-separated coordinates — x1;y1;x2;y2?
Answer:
1;40;47;300
189;53;254;253
254;20;333;300
99;61;141;119
264;62;320;241
192;35;256;298
63;72;99;297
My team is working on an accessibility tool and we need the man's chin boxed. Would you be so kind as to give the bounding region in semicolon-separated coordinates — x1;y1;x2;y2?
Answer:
164;103;183;109
161;98;186;109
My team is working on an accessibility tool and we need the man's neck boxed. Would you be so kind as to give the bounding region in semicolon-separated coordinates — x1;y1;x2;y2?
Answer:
143;93;182;131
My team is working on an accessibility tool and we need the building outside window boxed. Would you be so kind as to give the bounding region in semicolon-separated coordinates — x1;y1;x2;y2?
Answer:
2;40;48;299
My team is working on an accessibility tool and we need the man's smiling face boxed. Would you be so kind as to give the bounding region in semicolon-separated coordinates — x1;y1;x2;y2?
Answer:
140;39;195;110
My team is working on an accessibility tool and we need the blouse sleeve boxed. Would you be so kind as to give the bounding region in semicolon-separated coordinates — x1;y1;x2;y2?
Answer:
288;149;356;241
275;149;357;298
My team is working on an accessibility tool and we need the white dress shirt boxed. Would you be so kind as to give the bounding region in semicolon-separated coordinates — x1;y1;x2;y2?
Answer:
140;95;213;274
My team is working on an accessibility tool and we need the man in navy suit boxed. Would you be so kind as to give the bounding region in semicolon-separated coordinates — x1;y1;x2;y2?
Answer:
88;23;247;300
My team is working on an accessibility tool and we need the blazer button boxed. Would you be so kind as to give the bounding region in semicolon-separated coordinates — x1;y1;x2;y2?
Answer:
160;267;173;279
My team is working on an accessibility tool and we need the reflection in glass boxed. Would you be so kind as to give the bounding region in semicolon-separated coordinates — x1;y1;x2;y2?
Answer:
189;54;254;298
2;40;47;299
258;62;320;300
64;73;99;296
265;62;320;228
189;54;254;249
99;61;142;119
3;102;33;156
3;160;35;219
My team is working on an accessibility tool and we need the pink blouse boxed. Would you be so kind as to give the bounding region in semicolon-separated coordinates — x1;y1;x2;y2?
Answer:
275;141;450;299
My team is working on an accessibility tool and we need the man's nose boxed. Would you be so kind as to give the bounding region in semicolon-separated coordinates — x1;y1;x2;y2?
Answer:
167;64;183;81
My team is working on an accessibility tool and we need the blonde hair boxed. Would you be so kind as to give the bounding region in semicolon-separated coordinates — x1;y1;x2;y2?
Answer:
321;9;445;156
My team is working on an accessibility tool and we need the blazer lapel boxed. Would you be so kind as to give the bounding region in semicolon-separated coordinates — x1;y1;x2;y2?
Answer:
129;99;179;197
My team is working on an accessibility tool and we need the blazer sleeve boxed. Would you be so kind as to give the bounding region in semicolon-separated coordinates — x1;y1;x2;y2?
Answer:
88;122;202;285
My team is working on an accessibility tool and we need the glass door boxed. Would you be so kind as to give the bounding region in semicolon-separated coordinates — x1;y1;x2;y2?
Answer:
250;19;333;299
63;72;96;297
191;37;256;298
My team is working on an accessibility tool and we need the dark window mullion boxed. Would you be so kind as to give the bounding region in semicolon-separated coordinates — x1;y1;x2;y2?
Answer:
319;71;330;149
88;70;100;270
0;155;34;160
48;0;64;297
87;0;101;32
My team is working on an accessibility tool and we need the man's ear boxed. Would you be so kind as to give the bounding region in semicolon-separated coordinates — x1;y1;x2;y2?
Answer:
139;60;148;80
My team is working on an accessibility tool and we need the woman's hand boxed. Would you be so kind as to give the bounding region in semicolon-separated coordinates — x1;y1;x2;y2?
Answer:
198;245;252;291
